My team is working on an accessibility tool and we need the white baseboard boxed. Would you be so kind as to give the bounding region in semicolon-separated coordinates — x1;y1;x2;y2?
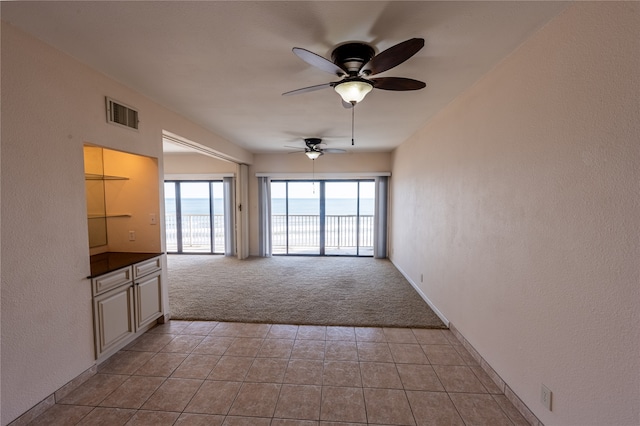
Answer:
390;259;449;327
390;259;540;425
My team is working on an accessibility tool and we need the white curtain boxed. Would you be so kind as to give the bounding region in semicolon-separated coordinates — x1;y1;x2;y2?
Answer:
223;177;236;257
373;176;388;259
258;176;272;257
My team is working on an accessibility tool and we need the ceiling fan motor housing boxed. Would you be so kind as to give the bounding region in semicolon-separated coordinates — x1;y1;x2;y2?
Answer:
331;43;375;74
304;137;323;150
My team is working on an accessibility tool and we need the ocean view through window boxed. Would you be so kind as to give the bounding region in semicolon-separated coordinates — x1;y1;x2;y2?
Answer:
271;180;375;256
164;181;225;253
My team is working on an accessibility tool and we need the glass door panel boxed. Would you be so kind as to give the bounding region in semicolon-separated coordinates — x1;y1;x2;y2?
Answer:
358;181;375;256
211;181;225;253
271;181;287;254
180;182;211;253
325;182;358;255
164;182;178;252
287;182;320;255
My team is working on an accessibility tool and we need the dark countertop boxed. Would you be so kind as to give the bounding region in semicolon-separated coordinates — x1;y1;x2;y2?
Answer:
89;252;163;278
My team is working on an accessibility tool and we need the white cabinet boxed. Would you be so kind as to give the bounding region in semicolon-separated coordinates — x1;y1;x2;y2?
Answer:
92;267;132;295
134;256;162;279
91;255;163;361
93;284;135;356
135;269;163;330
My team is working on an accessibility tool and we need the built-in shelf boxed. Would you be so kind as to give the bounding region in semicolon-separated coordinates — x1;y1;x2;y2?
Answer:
84;146;133;248
88;214;132;219
85;173;129;181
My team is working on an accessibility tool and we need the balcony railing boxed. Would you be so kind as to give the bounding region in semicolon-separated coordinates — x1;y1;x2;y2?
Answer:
166;214;374;255
272;214;374;255
165;214;225;252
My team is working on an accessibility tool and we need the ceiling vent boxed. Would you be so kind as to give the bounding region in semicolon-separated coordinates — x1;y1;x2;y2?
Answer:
106;97;139;130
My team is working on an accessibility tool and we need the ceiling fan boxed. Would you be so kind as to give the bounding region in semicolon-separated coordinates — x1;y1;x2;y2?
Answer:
287;138;346;160
283;38;426;106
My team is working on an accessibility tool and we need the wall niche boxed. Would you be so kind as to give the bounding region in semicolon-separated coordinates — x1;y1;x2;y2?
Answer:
83;145;161;255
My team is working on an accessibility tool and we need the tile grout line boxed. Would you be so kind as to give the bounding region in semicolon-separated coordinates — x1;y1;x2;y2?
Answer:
449;322;541;426
16;321;530;425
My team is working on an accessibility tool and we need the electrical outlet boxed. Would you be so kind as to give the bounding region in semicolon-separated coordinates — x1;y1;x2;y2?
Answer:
128;231;136;241
541;384;552;411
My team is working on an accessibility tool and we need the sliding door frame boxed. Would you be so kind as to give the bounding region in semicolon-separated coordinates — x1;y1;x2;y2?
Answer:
271;179;374;257
164;179;225;255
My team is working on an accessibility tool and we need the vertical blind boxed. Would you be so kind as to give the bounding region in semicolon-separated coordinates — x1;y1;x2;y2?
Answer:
258;176;272;257
223;177;236;257
373;176;388;259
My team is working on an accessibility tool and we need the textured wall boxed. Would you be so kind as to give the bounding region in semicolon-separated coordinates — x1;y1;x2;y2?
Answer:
390;3;639;425
0;24;251;425
164;153;237;175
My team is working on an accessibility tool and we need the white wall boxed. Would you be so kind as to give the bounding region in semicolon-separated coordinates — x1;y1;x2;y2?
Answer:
390;3;639;425
0;23;251;425
164;152;238;175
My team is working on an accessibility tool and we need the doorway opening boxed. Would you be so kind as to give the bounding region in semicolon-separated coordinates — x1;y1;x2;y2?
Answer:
271;180;374;256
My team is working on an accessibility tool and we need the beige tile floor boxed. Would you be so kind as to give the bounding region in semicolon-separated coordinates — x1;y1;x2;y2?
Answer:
31;321;530;425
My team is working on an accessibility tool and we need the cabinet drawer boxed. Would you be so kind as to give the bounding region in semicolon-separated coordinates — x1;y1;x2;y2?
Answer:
92;267;132;295
133;256;161;278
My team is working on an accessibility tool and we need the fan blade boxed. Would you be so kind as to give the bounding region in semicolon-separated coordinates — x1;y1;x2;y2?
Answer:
361;38;424;76
324;148;346;154
282;82;333;96
371;77;426;91
293;47;347;77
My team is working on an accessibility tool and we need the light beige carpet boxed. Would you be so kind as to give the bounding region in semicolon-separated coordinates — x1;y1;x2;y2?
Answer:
167;255;446;328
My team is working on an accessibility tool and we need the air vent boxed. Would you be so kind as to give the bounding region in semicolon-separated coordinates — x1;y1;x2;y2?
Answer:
106;97;139;130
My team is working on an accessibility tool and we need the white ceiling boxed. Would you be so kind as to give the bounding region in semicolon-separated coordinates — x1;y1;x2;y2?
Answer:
2;1;567;156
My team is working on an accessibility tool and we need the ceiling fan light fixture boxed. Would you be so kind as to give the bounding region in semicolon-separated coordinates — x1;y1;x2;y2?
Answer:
334;79;373;104
305;150;322;160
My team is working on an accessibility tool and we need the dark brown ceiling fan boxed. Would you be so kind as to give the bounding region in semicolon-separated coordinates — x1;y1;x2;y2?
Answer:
286;138;346;160
283;38;426;106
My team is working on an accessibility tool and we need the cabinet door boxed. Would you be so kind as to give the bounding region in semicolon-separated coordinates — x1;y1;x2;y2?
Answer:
135;270;163;330
94;284;135;357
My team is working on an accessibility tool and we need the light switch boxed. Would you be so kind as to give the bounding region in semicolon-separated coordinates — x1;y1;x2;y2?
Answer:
150;213;157;225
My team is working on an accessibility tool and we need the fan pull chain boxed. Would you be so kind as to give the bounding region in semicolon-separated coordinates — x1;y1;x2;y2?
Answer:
312;159;315;194
351;103;355;146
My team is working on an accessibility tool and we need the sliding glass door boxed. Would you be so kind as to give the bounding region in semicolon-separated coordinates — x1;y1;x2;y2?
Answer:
325;181;375;256
271;181;320;255
271;180;374;256
164;181;225;254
